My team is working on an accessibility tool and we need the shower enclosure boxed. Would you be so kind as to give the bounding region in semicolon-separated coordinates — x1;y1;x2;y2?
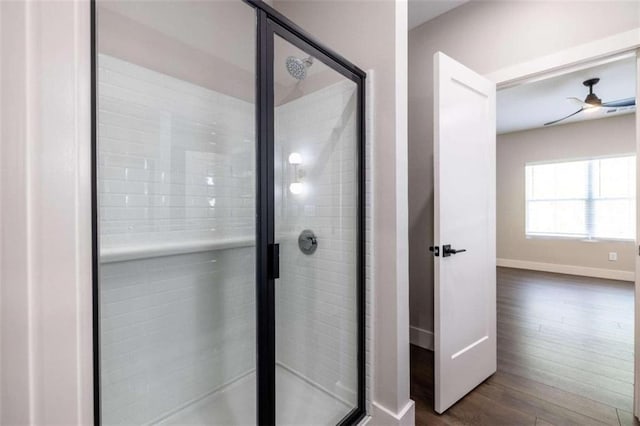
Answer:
91;1;365;425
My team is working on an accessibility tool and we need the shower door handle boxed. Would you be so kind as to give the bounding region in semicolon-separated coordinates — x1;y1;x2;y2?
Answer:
268;243;280;279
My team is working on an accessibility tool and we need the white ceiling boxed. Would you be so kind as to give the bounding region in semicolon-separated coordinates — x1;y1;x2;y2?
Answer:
497;57;636;135
408;0;468;30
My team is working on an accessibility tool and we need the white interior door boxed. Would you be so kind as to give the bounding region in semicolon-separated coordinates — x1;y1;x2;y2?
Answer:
433;51;497;414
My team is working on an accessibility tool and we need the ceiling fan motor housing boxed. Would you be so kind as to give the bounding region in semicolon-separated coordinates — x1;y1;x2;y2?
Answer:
583;78;602;106
585;92;602;106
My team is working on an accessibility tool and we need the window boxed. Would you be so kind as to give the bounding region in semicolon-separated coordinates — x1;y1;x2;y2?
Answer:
525;155;636;240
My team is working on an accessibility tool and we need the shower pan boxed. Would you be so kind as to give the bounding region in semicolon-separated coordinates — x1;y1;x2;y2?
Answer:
91;1;366;425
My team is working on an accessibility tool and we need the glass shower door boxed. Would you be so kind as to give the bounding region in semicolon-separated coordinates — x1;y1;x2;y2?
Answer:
272;29;362;425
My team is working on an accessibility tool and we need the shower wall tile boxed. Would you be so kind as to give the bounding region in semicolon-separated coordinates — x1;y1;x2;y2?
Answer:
97;54;255;249
99;248;255;425
275;80;360;405
98;55;256;425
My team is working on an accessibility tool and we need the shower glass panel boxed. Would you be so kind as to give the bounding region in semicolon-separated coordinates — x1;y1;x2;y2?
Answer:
273;34;360;425
95;2;256;424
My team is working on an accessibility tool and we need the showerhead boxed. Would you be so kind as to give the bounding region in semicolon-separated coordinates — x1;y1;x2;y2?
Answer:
286;56;313;80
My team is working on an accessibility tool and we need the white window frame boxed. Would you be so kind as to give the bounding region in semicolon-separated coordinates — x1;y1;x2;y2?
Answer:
525;154;636;242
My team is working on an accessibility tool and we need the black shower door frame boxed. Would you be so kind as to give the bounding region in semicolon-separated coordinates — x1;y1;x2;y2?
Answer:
91;1;366;425
250;2;366;424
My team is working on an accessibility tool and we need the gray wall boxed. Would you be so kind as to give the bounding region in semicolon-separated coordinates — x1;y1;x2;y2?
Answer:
497;114;636;274
97;2;257;101
408;1;640;338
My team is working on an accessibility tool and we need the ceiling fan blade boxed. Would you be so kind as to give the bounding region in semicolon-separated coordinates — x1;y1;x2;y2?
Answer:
544;108;583;126
567;97;589;107
602;97;635;108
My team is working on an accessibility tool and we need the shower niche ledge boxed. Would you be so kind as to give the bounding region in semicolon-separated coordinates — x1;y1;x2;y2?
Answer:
100;236;255;263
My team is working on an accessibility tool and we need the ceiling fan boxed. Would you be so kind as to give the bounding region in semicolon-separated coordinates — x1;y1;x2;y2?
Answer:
544;78;636;126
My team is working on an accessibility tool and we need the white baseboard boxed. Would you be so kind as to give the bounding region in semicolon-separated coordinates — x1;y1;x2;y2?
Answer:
371;400;415;426
409;326;434;351
497;258;635;282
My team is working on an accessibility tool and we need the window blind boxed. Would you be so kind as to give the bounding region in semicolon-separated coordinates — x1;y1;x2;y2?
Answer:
525;155;636;240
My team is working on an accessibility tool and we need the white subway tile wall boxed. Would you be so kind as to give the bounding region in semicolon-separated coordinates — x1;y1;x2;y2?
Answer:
98;55;256;425
275;80;359;407
100;249;255;425
98;54;255;249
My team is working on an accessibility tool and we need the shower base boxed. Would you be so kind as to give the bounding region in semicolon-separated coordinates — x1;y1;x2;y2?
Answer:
158;365;352;425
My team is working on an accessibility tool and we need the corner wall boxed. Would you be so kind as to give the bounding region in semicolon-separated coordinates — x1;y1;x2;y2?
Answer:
0;1;93;423
408;0;640;345
497;114;636;278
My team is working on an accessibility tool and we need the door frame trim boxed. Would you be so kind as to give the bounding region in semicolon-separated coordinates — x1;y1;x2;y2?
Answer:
256;9;276;425
487;29;640;90
90;1;100;422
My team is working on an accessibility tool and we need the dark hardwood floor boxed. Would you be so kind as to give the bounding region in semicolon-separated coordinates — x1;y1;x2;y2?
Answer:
411;267;637;426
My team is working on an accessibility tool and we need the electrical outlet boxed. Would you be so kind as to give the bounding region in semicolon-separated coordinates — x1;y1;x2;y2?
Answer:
609;252;618;261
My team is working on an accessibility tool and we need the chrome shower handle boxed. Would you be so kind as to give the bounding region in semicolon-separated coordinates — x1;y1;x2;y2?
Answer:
298;229;318;255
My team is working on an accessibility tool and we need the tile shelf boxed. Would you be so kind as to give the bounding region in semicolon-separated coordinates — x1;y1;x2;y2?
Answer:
98;232;304;264
99;236;255;264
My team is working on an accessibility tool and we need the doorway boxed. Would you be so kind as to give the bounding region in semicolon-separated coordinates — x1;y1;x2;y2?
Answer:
413;51;638;424
495;55;636;422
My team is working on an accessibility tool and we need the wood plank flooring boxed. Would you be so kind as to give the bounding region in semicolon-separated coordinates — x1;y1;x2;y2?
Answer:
411;267;638;426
